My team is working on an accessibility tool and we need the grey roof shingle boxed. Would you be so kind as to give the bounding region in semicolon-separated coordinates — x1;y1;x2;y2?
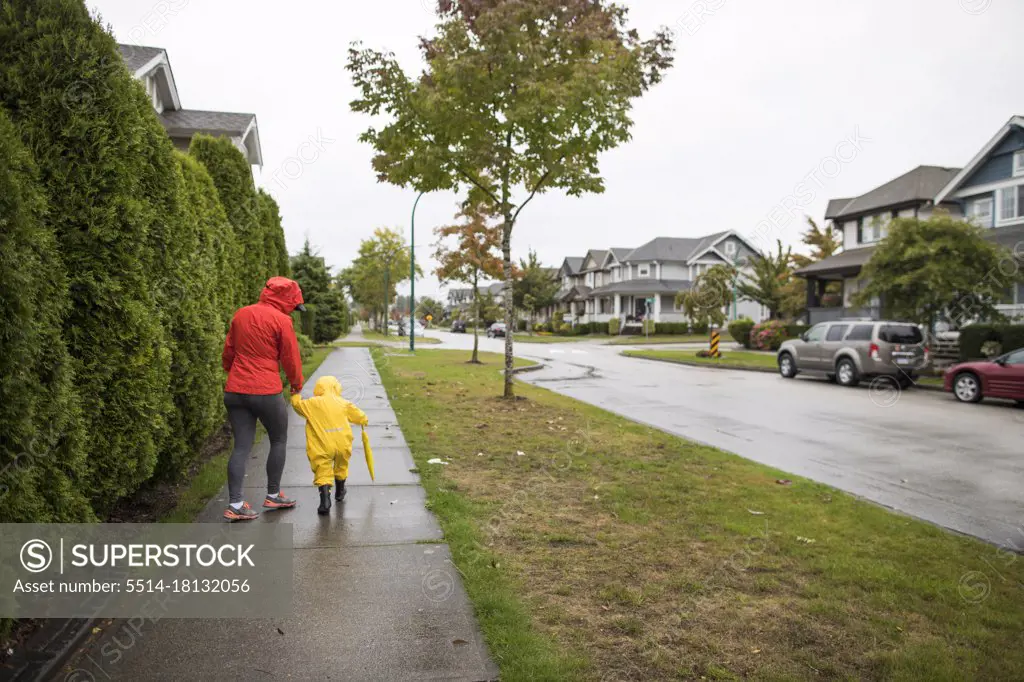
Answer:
827;166;961;220
159;109;255;137
825;198;854;220
589;279;692;296
118;44;165;72
561;257;584;275
794;247;876;277
623;231;729;263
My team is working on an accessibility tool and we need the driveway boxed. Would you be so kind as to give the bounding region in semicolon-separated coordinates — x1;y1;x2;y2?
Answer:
423;330;1024;547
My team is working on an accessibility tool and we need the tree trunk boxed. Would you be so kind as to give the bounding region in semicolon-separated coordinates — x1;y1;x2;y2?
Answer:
471;271;480;364
501;217;514;398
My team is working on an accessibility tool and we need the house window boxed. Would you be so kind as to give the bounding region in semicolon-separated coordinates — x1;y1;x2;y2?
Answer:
638;265;650;277
724;241;737;258
1014;150;1024;177
968;197;994;226
997;185;1024;223
859;215;885;243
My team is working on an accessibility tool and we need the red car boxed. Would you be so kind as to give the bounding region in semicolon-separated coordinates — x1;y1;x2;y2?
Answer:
944;347;1024;405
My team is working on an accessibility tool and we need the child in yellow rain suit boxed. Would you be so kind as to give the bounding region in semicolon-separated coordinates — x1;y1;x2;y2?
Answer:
289;375;368;514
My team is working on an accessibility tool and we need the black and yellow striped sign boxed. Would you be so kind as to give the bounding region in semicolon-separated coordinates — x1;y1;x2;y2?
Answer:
710;330;721;358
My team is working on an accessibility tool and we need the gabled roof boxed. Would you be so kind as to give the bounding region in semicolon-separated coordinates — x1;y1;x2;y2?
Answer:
559;257;585;276
580;249;608;272
117;43;263;166
934;115;1024;203
623;231;734;263
600;248;632;268
118;44;167;73
827;165;961;220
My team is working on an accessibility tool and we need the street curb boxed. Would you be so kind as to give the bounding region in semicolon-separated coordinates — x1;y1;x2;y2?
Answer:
2;617;96;681
510;362;545;375
621;352;948;392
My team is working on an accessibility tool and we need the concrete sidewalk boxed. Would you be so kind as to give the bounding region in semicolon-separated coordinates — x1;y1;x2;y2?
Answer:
61;347;498;681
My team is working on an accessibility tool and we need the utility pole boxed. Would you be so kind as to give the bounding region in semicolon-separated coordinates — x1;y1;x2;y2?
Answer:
410;191;425;352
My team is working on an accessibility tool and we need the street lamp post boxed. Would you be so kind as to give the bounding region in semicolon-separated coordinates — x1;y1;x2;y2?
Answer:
409;191;425;353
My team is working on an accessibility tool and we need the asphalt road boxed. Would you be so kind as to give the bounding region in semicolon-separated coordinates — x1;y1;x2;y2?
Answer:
424;329;1024;548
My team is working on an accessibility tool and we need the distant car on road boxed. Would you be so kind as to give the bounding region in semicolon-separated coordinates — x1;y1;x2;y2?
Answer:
486;322;507;338
777;320;928;387
944;348;1024;405
451;320;467;333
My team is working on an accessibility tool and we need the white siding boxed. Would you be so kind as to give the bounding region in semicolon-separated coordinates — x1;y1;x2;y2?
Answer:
843;220;860;250
898;208;915;218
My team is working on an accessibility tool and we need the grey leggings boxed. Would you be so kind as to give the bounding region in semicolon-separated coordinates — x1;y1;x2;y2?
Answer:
224;392;289;503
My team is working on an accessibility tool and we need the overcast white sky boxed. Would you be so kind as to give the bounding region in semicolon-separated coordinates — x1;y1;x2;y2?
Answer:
94;0;1024;300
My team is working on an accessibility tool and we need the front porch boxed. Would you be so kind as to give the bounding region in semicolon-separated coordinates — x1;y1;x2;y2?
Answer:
795;248;879;325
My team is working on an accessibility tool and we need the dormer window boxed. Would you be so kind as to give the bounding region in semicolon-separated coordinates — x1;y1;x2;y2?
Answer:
724;241;737;258
1014;150;1024;177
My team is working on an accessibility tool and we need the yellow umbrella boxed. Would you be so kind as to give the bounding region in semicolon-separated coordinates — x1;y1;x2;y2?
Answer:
361;427;375;482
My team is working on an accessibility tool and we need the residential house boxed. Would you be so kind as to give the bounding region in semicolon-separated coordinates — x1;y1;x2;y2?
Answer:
934;115;1024;320
553;256;587;323
586;232;766;324
797;116;1024;325
118;44;263;165
445;287;476;316
795;165;962;324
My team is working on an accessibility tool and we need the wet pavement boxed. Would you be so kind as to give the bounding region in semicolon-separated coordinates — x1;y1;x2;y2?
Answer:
429;330;1024;548
60;346;498;682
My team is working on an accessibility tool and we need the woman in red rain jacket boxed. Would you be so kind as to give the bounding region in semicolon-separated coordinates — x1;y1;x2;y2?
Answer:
221;277;306;521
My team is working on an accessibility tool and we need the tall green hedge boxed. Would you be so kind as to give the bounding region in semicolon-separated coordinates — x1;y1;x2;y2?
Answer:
259;189;290;279
190;134;265;306
0;0;176;511
0;106;93;523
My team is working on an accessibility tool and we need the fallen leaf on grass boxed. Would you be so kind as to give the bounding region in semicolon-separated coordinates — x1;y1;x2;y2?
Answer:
796;536;816;544
751;648;761;654
747;509;765;515
516;450;526;457
776;479;792;486
427;458;449;465
475;423;488;429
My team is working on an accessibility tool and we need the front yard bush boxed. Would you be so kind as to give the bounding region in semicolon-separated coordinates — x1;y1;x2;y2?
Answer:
728;317;755;349
690;320;709;335
959;324;1024;360
751;320;788;351
609;318;621;335
655;322;688;335
296;332;315;360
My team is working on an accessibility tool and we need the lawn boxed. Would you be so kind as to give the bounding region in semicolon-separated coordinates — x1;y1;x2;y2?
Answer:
608;333;733;345
623;348;777;371
161;346;334;523
514;333;607;344
375;348;1024;682
360;329;442;344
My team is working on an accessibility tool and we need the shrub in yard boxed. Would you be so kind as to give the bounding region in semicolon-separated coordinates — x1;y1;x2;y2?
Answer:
959;324;1024;360
690;320;709;335
0;0;177;510
190;134;264;307
728;317;755;349
0;106;93;523
296;332;315;360
786;323;811;340
312;289;349;343
609;317;621;335
751;320;788;351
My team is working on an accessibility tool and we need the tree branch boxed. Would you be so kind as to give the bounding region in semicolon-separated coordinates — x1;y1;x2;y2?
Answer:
511;153;567;226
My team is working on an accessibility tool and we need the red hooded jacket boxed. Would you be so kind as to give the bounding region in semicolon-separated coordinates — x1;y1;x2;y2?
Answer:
222;277;305;395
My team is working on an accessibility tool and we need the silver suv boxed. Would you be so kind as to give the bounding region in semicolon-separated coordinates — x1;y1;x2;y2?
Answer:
777;320;928;387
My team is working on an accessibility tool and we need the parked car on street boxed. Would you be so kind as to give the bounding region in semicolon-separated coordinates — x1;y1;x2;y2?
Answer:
487;322;507;338
944;348;1024;405
451;320;467;333
777;320;928;387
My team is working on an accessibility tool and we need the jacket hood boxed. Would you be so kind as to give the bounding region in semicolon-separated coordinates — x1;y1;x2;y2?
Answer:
260;277;304;314
314;375;342;397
